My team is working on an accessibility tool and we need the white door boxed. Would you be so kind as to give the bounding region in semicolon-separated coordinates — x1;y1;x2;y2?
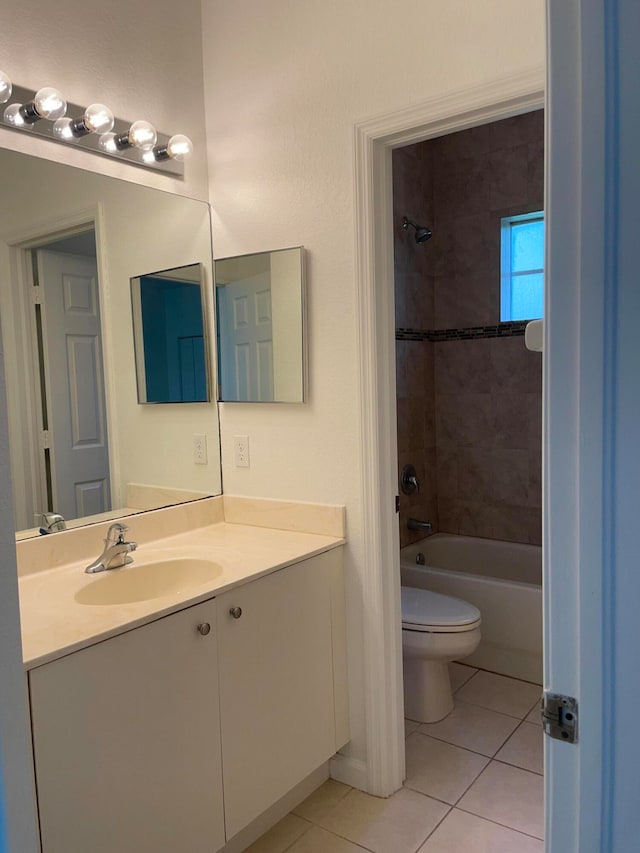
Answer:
545;1;639;849
37;250;111;520
217;272;274;401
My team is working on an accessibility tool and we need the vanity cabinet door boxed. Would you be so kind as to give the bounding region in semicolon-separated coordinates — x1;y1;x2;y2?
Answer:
217;550;340;839
29;600;224;853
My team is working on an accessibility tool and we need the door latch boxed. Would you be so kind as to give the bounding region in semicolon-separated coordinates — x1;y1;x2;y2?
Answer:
541;692;578;743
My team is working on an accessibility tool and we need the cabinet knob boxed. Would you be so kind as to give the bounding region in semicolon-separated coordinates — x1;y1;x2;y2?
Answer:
229;606;242;619
197;622;211;636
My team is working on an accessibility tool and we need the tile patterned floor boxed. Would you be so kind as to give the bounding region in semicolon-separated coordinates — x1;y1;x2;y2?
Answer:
246;666;544;853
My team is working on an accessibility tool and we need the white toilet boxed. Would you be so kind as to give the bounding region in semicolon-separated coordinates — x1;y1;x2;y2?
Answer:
402;586;481;723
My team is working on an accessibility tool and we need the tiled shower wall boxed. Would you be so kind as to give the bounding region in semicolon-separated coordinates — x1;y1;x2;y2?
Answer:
394;111;543;548
394;142;438;539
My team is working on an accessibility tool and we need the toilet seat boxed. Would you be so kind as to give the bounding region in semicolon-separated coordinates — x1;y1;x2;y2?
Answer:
401;586;481;634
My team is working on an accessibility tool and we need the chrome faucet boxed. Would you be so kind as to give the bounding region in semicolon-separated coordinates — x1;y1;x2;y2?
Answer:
37;512;66;534
407;518;433;533
85;523;137;574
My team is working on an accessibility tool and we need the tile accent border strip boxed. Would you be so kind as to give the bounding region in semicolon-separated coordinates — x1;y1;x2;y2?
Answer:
396;321;528;342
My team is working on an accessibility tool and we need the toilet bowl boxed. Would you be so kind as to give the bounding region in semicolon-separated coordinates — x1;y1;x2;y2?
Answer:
402;586;481;723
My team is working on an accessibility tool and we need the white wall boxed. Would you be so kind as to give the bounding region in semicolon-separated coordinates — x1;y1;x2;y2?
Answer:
202;0;546;772
0;0;209;200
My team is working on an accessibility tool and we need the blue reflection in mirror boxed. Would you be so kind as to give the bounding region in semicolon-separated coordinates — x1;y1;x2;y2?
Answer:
131;264;209;403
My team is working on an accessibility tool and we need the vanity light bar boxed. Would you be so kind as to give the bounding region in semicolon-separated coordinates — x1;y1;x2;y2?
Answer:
0;76;192;177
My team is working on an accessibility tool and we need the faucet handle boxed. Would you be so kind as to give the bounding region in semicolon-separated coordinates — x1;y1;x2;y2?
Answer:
105;522;128;546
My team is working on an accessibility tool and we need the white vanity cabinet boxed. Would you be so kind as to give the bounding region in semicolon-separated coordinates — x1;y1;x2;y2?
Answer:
29;599;225;853
28;546;348;852
216;548;348;838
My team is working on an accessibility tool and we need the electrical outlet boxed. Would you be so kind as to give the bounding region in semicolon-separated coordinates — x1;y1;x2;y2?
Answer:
193;434;208;465
234;435;250;468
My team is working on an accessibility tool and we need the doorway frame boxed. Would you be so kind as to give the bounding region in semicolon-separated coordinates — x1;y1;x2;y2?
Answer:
351;67;545;796
0;206;120;530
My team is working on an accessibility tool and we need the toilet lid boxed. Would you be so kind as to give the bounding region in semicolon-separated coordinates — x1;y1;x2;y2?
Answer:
401;586;481;631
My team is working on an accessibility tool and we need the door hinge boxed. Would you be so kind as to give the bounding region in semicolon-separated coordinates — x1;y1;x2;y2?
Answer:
395;495;400;513
40;430;50;450
32;287;42;305
541;692;578;743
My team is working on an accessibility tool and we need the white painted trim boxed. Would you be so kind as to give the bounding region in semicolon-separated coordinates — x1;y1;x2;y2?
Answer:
353;66;545;795
329;754;369;792
0;244;44;530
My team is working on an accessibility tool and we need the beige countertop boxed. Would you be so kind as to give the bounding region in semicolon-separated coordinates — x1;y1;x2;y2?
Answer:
19;500;345;670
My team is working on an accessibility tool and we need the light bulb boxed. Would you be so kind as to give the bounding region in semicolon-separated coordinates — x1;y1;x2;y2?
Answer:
98;132;118;153
128;120;157;150
166;134;193;161
142;150;156;165
4;103;33;130
149;133;194;163
31;87;67;120
53;117;74;140
0;71;11;105
71;103;114;136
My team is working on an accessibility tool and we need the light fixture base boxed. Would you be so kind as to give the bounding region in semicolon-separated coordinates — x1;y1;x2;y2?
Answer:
2;84;185;176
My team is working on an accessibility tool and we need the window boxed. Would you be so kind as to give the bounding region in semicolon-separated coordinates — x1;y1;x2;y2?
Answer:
500;212;544;321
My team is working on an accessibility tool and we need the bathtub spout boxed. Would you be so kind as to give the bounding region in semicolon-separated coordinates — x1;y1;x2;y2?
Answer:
408;518;433;533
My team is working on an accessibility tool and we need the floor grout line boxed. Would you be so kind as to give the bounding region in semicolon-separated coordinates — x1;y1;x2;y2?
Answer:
491;756;544;777
408;728;516;764
454;804;544;841
280;818;314;853
454;666;543;689
408;802;453;853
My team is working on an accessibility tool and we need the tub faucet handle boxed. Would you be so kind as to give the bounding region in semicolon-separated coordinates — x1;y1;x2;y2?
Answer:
401;464;420;495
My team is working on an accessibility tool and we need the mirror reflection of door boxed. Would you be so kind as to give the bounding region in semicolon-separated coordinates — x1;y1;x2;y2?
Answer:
216;272;274;402
5;228;112;529
36;243;111;521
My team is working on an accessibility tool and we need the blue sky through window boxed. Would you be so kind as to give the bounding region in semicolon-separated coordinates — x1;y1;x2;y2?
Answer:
501;213;544;321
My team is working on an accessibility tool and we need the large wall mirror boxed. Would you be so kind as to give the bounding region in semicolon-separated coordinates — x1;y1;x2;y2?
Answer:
215;247;306;403
0;148;221;538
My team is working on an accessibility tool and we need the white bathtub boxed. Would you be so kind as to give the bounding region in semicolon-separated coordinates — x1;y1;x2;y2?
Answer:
400;533;542;684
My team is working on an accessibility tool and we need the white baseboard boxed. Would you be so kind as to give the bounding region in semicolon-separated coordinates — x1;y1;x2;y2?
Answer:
329;753;369;792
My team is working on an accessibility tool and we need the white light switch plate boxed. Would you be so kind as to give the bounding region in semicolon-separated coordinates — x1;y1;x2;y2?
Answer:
234;435;250;467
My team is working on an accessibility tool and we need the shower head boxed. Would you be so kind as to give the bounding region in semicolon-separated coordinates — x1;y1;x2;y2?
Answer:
402;216;432;244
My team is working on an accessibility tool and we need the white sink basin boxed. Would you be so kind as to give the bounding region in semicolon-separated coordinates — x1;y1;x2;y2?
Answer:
75;558;224;605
